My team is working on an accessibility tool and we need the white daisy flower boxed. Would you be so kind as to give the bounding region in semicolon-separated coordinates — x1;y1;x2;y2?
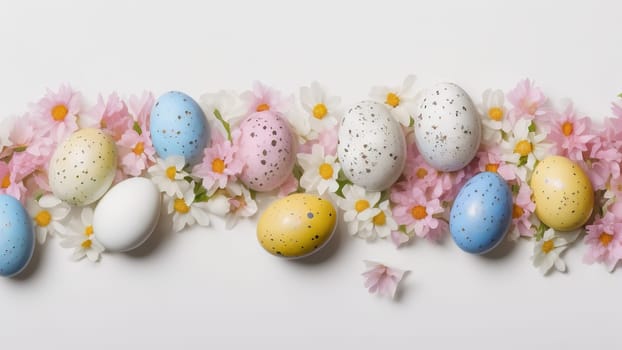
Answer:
337;184;381;237
59;207;104;262
532;228;580;275
223;182;258;229
300;81;341;137
479;89;511;145
501;118;550;176
199;90;247;139
26;194;70;244
148;155;191;198
369;75;418;127
167;186;211;232
358;200;398;240
297;144;341;195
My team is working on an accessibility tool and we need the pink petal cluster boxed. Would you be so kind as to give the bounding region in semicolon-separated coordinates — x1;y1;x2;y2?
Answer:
31;85;81;143
193;131;244;193
242;81;292;115
584;211;622;271
87;93;132;140
546;103;595;162
506;79;548;119
390;185;446;242
512;183;536;238
362;261;408;299
116;93;156;177
299;126;338;156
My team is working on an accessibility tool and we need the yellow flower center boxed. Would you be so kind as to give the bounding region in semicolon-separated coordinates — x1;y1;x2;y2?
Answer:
212;158;226;174
312;103;328;119
373;211;386;226
599;232;614;247
386;92;400;107
81;240;92;249
354;199;370;213
541;239;554;254
166;166;177;180
256;103;270;112
318;163;334;180
512;204;524;219
514;140;533;156
84;225;94;236
133;142;145;155
416;168;428;179
485;163;499;173
1;174;10;189
174;198;190;214
34;210;52;227
527;103;538;115
562;122;574;136
488;107;503;121
51;104;68;121
411;205;427;220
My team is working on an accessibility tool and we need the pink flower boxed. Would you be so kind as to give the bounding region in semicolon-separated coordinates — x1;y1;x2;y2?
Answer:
278;174;299;197
510;184;536;239
32;85;81;142
117;129;157;177
475;149;517;182
584;212;622;271
546;103;595;162
362;260;408;299
299;126;339;156
242;81;292;115
587;129;622;191
128;91;155;130
390;185;446;241
8;114;55;172
84;93;131;140
390;230;410;248
192;131;243;193
0;160;27;201
506;79;547;119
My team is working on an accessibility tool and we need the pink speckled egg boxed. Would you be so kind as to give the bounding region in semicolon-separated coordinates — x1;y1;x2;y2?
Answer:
237;111;296;192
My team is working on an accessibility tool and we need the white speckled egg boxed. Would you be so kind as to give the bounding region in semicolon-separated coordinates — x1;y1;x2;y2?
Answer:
48;128;118;206
414;83;481;172
337;101;406;191
93;177;161;252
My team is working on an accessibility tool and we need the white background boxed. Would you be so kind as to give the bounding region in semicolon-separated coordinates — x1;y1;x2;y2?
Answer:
1;1;622;348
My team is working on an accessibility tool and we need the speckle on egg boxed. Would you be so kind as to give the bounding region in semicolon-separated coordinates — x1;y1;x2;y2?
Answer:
337;101;406;191
0;194;35;277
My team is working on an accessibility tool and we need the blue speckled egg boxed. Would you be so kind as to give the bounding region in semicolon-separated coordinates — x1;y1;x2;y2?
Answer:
0;194;35;277
150;91;209;165
449;172;512;254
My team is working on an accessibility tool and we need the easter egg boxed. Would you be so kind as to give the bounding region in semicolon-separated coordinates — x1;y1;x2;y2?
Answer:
530;156;594;231
238;111;296;192
93;177;161;252
48;128;118;206
450;172;512;254
415;83;481;172
150;91;209;165
0;194;35;277
257;193;337;258
337;101;406;191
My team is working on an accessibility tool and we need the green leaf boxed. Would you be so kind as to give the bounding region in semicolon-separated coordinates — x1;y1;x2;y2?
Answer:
511;184;520;195
518;155;528;167
193;180;210;203
132;121;142;135
528;121;536;133
213;109;232;141
534;222;548;241
618;93;622;99
13;146;27;153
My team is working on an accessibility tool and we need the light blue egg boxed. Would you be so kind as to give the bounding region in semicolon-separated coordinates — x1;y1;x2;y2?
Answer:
0;194;35;277
150;91;209;165
450;172;512;254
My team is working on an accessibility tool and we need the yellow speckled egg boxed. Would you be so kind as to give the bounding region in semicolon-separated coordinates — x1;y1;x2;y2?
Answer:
48;128;118;206
257;193;337;258
530;155;594;231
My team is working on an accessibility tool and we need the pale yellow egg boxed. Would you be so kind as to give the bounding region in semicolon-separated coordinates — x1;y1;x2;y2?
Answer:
257;193;337;258
530;156;594;231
